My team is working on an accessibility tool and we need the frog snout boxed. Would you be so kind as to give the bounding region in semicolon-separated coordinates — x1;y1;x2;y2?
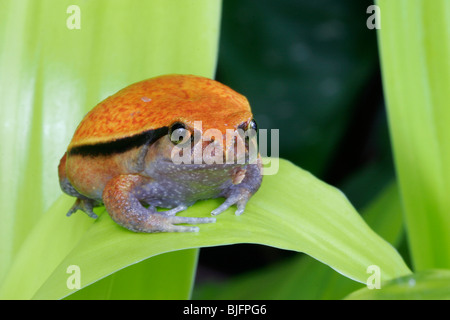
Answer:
171;129;256;165
200;130;257;165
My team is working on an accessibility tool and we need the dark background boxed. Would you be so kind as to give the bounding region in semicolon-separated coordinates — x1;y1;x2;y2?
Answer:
196;0;395;281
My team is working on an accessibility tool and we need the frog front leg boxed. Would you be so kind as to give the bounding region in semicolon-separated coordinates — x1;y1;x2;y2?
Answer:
102;174;216;233
58;152;101;219
212;158;263;216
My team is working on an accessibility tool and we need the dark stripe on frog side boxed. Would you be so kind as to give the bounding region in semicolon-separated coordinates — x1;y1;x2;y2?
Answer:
68;126;169;157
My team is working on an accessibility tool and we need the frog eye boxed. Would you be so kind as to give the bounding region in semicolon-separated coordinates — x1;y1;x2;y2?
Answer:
169;122;191;145
247;119;258;132
238;119;258;132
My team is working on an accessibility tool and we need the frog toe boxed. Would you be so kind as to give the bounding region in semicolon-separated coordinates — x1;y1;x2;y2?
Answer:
162;215;216;232
158;204;189;217
168;215;216;225
234;197;249;216
211;196;237;216
165;225;200;233
211;188;251;216
66;198;99;219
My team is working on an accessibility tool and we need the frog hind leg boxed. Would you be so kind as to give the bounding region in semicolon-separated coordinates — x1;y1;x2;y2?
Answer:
58;152;100;219
102;174;216;233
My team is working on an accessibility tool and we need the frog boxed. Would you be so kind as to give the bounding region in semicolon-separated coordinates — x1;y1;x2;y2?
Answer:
58;74;262;233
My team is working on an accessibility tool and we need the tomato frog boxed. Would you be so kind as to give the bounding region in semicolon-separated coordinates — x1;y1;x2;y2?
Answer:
58;74;262;233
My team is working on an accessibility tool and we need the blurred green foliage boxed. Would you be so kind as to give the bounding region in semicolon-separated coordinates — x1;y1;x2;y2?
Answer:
4;0;445;300
199;0;395;280
217;0;384;179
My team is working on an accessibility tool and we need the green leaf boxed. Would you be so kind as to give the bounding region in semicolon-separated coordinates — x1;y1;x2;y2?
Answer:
1;0;413;301
194;253;364;300
345;269;450;300
65;249;199;300
0;159;411;299
218;0;380;176
0;0;221;299
361;183;404;247
376;0;450;270
194;182;404;300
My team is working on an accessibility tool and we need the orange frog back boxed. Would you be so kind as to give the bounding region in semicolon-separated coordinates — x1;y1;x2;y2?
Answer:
68;74;253;151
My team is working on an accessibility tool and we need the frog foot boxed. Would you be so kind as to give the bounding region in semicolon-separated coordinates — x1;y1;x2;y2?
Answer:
211;188;251;216
103;174;216;233
157;215;216;233
157;204;190;217
66;198;100;219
